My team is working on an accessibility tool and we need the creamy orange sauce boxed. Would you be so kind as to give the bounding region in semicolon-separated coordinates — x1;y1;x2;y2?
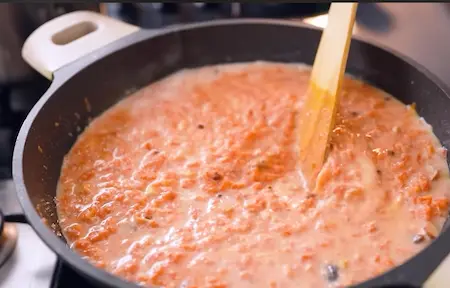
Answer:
56;62;450;288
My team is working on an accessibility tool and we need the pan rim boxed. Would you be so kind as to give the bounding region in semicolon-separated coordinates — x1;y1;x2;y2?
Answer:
12;18;450;288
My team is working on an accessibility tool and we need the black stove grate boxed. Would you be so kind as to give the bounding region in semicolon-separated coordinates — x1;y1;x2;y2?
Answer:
51;260;97;288
0;79;49;179
108;3;330;28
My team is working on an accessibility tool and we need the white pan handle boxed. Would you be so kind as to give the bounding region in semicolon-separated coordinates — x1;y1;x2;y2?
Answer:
22;11;140;80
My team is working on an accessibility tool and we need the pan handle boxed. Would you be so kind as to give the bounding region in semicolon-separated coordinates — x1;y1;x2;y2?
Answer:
21;11;140;80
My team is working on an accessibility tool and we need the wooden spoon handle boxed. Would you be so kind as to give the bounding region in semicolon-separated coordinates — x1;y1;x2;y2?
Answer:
298;3;358;189
310;3;358;93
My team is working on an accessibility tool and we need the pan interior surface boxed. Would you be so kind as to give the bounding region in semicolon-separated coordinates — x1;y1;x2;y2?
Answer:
14;21;450;287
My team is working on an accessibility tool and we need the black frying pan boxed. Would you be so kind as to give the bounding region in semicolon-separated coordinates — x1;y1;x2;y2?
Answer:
12;11;450;288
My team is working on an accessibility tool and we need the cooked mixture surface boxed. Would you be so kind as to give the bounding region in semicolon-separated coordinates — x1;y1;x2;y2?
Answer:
57;62;450;288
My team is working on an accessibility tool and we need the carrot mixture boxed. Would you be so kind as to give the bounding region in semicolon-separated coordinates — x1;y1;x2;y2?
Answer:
56;62;450;288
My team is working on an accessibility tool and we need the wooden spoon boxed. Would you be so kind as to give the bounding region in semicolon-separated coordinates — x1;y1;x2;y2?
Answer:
298;3;358;190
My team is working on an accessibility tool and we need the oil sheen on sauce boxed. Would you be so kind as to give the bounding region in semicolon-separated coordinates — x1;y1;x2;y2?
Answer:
56;62;450;288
